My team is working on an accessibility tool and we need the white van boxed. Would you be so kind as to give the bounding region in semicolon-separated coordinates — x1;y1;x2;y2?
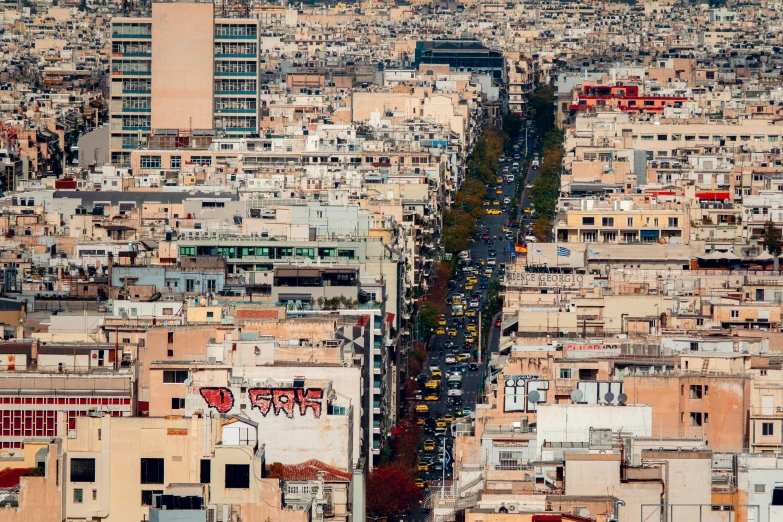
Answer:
524;235;536;243
531;159;539;168
447;388;463;397
458;250;471;261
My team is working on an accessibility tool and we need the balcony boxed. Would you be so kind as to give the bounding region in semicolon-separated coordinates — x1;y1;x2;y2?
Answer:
121;107;151;113
214;109;256;114
122;89;151;94
224;127;256;133
111;70;151;76
215;34;257;40
215;53;257;59
214;90;257;96
122;126;151;131
116;52;151;58
112;32;151;39
214;71;257;77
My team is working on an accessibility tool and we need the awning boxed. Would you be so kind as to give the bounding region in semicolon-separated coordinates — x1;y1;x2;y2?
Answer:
640;230;660;238
277;293;312;301
696;191;730;201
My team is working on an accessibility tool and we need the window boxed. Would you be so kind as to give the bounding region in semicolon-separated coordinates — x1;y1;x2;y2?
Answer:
74;489;83;503
689;385;703;399
668;217;679;227
141;490;163;506
755;484;766;493
653;218;659;227
601;217;614;227
763;422;775;436
167;349;174;357
641;135;653;141
140;458;164;484
207;311;214;321
70;458;96;482
140;156;162;169
689;412;703;427
171;398;185;409
225;464;250;489
162;370;188;383
731;310;739;319
657;134;668;141
559;368;572;379
200;459;211;484
170;156;181;169
582;217;595;226
626;217;633;227
92;489;97;500
168;332;174;343
191;156;212;166
697;318;704;326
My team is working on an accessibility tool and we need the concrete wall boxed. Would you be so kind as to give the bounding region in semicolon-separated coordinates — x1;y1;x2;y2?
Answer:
77;126;110;169
151;3;214;131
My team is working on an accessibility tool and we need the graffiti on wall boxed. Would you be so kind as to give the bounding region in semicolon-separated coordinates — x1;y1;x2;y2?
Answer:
199;387;324;419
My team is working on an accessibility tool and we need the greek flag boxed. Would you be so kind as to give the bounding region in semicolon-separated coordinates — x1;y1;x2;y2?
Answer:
588;248;599;258
557;246;571;257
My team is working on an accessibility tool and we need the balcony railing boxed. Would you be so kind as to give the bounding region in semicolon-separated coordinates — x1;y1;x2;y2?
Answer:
112;32;151;39
215;53;257;58
214;34;257;40
214;109;256;114
122;89;151;94
214;90;257;95
214;71;257;77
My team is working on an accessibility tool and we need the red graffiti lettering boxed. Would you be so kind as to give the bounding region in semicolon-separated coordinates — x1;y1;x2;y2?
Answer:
272;389;296;418
247;387;324;419
296;388;323;419
248;388;272;416
200;387;235;414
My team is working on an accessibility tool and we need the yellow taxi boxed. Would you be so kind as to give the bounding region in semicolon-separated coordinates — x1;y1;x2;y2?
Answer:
415;417;425;426
487;209;502;215
466;276;478;285
466;309;477;318
437;314;447;326
483;199;490;207
417;462;430;472
464;283;474;291
441;414;455;423
453;296;463;305
415;478;427;489
457;353;470;362
465;334;476;343
523;208;531;214
425;380;440;390
496;177;503;184
423;440;436;451
425;394;439;401
431;369;442;379
452;308;464;317
502;226;510;233
448;328;458;337
492;199;500;206
466;324;477;332
435;420;447;431
436;326;446;335
496;188;503;195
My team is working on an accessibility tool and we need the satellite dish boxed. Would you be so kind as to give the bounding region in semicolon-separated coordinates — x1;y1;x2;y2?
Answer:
605;392;615;403
183;377;193;386
578;508;591;519
570;389;583;403
618;393;628;405
527;390;541;403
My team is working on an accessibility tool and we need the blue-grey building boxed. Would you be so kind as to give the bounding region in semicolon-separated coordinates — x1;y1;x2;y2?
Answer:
414;40;504;80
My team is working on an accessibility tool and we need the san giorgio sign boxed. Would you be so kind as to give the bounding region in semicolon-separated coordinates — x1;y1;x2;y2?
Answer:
506;272;594;288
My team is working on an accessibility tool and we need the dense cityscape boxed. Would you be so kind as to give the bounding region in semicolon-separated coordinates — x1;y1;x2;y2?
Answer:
0;0;782;521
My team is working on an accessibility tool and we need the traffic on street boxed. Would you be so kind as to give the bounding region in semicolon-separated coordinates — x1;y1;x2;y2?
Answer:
405;124;540;508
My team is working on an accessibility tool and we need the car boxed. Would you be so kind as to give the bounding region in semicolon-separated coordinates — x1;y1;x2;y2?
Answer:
441;414;455;423
482;199;490;206
466;276;478;285
415;478;427;489
431;369;442;379
435;421;447;432
463;341;473;350
436;327;446;335
465;309;477;318
468;362;479;371
492;199;500;206
506;232;514;240
496;177;503;184
457;353;470;362
432;463;444;473
523;208;531;213
437;314;447;326
464;283;474;291
466;323;476;332
460;407;472;416
417;462;430;472
423;440;436;451
448;328;458;337
486;209;502;215
526;184;533;189
496;188;503;195
465;333;476;343
414;391;423;400
425;394;439;401
487;258;496;266
444;341;455;350
502;226;510;233
445;355;457;364
503;197;511;205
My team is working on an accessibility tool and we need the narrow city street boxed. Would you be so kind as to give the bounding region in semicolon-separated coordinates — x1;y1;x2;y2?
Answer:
407;126;539;518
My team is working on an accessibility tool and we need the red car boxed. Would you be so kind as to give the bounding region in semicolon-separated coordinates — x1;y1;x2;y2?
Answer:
495;320;501;327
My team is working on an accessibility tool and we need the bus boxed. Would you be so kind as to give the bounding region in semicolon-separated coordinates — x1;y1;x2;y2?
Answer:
415;404;429;425
447;373;463;390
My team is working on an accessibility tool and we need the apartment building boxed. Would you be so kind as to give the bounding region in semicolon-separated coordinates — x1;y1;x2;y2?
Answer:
110;3;262;167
